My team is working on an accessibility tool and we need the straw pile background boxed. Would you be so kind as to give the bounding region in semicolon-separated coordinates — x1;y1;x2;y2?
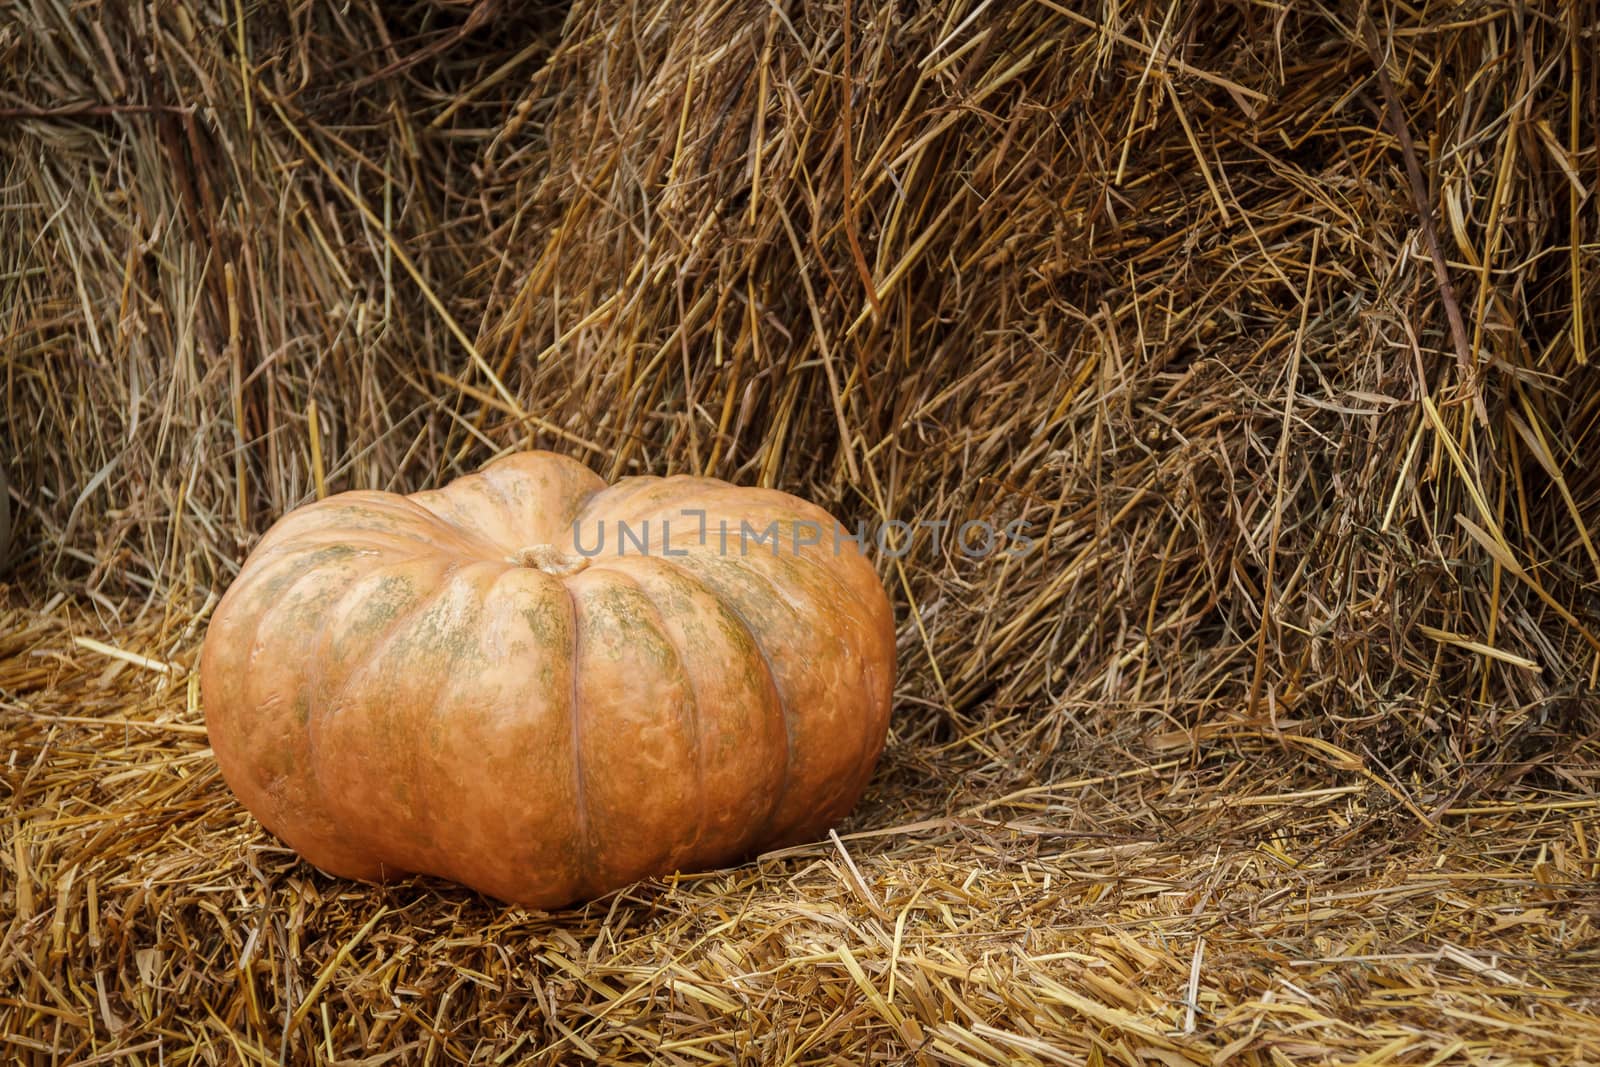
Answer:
4;0;1599;1062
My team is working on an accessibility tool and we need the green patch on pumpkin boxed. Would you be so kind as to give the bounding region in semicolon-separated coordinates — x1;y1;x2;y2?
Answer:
519;596;567;646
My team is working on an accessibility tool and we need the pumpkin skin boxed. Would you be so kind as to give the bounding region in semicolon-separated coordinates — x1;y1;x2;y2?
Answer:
200;451;896;908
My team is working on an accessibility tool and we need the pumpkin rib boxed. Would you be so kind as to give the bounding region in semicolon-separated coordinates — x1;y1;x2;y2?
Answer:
276;494;494;555
259;543;484;578
291;558;354;871
486;456;608;542
710;554;867;828
254;535;442;568
400;559;512;883
232;545;364;718
287;554;422;882
224;548;370;860
766;542;885;832
716;531;892;817
598;564;709;869
230;555;326;765
289;500;486;542
579;475;680;522
621;487;880;625
575;475;732;547
370;558;501;881
456;469;524;534
393;501;507;555
560;577;594;902
310;557;465;880
644;553;794;851
591;553;790;861
298;557;429;878
402;558;515;883
431;478;528;549
748;540;888;805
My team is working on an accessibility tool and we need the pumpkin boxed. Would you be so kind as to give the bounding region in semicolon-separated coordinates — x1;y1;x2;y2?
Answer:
200;451;896;908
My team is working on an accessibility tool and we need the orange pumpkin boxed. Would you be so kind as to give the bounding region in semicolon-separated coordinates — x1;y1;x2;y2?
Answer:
200;451;896;907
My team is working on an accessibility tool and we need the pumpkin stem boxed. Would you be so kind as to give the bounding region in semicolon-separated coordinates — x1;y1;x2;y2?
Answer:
512;543;590;576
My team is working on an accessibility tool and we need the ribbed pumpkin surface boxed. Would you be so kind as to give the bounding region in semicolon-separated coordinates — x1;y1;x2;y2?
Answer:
200;452;896;908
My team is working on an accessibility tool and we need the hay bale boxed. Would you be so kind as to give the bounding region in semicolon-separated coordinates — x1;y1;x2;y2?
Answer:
3;0;1598;1060
489;0;1600;758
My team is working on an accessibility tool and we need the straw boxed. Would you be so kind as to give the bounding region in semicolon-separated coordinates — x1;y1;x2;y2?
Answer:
4;0;1597;1060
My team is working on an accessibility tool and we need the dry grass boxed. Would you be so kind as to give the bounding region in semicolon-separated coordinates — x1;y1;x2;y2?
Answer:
3;0;1599;1062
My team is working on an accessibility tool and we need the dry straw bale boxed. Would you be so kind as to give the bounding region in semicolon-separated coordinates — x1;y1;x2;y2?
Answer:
2;0;1598;1063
